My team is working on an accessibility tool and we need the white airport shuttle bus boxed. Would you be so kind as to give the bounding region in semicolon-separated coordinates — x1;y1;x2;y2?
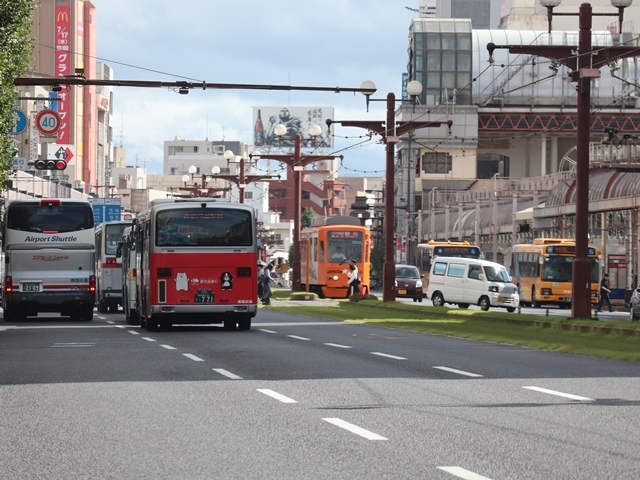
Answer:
1;198;96;321
95;220;131;313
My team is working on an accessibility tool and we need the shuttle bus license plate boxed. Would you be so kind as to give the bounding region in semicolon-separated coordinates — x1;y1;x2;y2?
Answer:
22;283;40;292
195;289;214;303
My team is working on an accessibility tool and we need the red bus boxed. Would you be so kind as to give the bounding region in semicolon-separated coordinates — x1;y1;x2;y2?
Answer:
300;216;371;298
133;198;258;331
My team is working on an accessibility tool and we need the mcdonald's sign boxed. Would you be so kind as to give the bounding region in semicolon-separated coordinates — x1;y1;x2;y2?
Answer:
55;6;70;143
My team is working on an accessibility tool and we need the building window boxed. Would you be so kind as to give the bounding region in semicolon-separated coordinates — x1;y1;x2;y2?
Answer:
421;151;452;174
477;153;509;178
301;191;310;200
244;191;253;200
168;146;184;155
193;146;199;153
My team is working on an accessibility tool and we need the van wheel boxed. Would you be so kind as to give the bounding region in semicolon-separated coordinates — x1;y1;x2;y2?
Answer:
479;296;491;311
431;292;445;307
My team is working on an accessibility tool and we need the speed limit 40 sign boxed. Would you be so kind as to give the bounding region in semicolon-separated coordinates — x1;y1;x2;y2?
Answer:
35;109;61;135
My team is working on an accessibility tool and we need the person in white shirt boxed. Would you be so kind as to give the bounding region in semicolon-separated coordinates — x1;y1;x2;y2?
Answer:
346;263;361;297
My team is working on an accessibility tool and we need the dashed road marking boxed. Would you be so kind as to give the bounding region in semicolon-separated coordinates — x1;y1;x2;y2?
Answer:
141;337;156;342
213;368;243;380
160;344;176;350
258;329;277;333
128;330;140;335
433;366;483;377
370;352;407;360
287;335;310;341
183;353;204;362
523;386;595;402
324;343;352;349
257;389;298;404
437;466;494;479
322;418;387;441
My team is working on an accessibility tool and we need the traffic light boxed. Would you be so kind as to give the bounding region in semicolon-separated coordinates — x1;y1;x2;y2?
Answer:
34;159;67;170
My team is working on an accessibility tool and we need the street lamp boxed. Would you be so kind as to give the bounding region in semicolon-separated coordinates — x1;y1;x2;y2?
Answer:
257;125;342;292
327;81;452;302
487;0;638;318
216;150;280;203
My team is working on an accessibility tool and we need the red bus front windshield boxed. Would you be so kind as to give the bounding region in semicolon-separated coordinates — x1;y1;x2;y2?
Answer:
156;208;253;247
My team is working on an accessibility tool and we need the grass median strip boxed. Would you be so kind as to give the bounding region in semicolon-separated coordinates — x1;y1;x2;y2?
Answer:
267;300;640;362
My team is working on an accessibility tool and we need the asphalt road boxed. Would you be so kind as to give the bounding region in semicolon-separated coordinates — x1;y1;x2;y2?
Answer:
0;307;639;479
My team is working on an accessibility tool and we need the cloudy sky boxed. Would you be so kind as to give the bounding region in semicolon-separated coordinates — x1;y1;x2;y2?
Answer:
90;0;418;175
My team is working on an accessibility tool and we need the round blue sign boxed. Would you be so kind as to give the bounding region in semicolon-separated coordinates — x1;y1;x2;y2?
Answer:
11;109;28;135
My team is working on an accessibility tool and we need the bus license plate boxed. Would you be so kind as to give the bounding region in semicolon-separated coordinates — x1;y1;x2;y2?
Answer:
22;283;40;292
195;289;214;304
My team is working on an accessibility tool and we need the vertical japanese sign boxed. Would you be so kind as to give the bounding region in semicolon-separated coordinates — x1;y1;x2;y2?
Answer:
55;6;70;144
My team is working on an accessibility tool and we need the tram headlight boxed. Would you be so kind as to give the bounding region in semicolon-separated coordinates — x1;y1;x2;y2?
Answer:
332;275;339;280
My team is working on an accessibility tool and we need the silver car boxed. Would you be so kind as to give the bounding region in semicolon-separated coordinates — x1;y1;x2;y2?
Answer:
629;286;640;321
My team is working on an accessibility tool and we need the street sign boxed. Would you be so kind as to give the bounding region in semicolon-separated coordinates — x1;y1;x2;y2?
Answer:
12;157;28;171
35;109;61;135
90;198;122;226
44;143;75;163
11;109;28;135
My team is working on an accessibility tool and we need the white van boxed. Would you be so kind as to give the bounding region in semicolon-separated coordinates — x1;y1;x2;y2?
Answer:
426;258;519;312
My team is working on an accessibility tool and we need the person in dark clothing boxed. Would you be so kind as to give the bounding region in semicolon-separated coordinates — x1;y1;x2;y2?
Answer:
597;273;615;312
261;264;275;305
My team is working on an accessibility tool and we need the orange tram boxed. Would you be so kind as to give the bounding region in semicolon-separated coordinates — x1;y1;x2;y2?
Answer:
300;216;371;298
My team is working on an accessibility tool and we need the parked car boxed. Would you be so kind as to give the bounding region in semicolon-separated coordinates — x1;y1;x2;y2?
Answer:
628;285;640;321
395;264;424;302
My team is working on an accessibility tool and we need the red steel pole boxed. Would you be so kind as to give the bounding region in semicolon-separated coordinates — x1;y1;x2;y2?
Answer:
292;133;302;291
383;93;397;302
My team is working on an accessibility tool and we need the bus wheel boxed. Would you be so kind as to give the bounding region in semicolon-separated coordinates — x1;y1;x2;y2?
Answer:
146;316;159;331
81;306;94;321
3;305;17;322
531;289;539;308
98;300;108;314
479;296;491;311
126;310;139;326
238;317;251;331
431;292;445;307
223;319;236;331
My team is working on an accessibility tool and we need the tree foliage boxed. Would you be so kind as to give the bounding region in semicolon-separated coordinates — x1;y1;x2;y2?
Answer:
301;207;314;229
0;1;34;185
371;241;385;278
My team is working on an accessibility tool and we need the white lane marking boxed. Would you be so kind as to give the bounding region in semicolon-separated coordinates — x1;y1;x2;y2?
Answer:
324;343;352;349
97;316;106;320
523;386;595;402
141;337;156;342
213;368;243;380
437;466;494;479
433;366;483;378
160;344;176;350
52;343;95;348
128;330;140;335
370;352;407;360
257;389;298;404
115;325;126;329
183;353;204;362
322;418;388;441
259;329;277;333
105;320;114;324
287;335;310;341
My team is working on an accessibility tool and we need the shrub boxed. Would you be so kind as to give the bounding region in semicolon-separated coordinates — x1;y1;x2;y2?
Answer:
349;293;378;302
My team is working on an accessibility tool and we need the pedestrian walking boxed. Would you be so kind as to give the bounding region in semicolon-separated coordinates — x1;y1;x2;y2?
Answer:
346;263;361;297
261;264;275;305
597;273;615;312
